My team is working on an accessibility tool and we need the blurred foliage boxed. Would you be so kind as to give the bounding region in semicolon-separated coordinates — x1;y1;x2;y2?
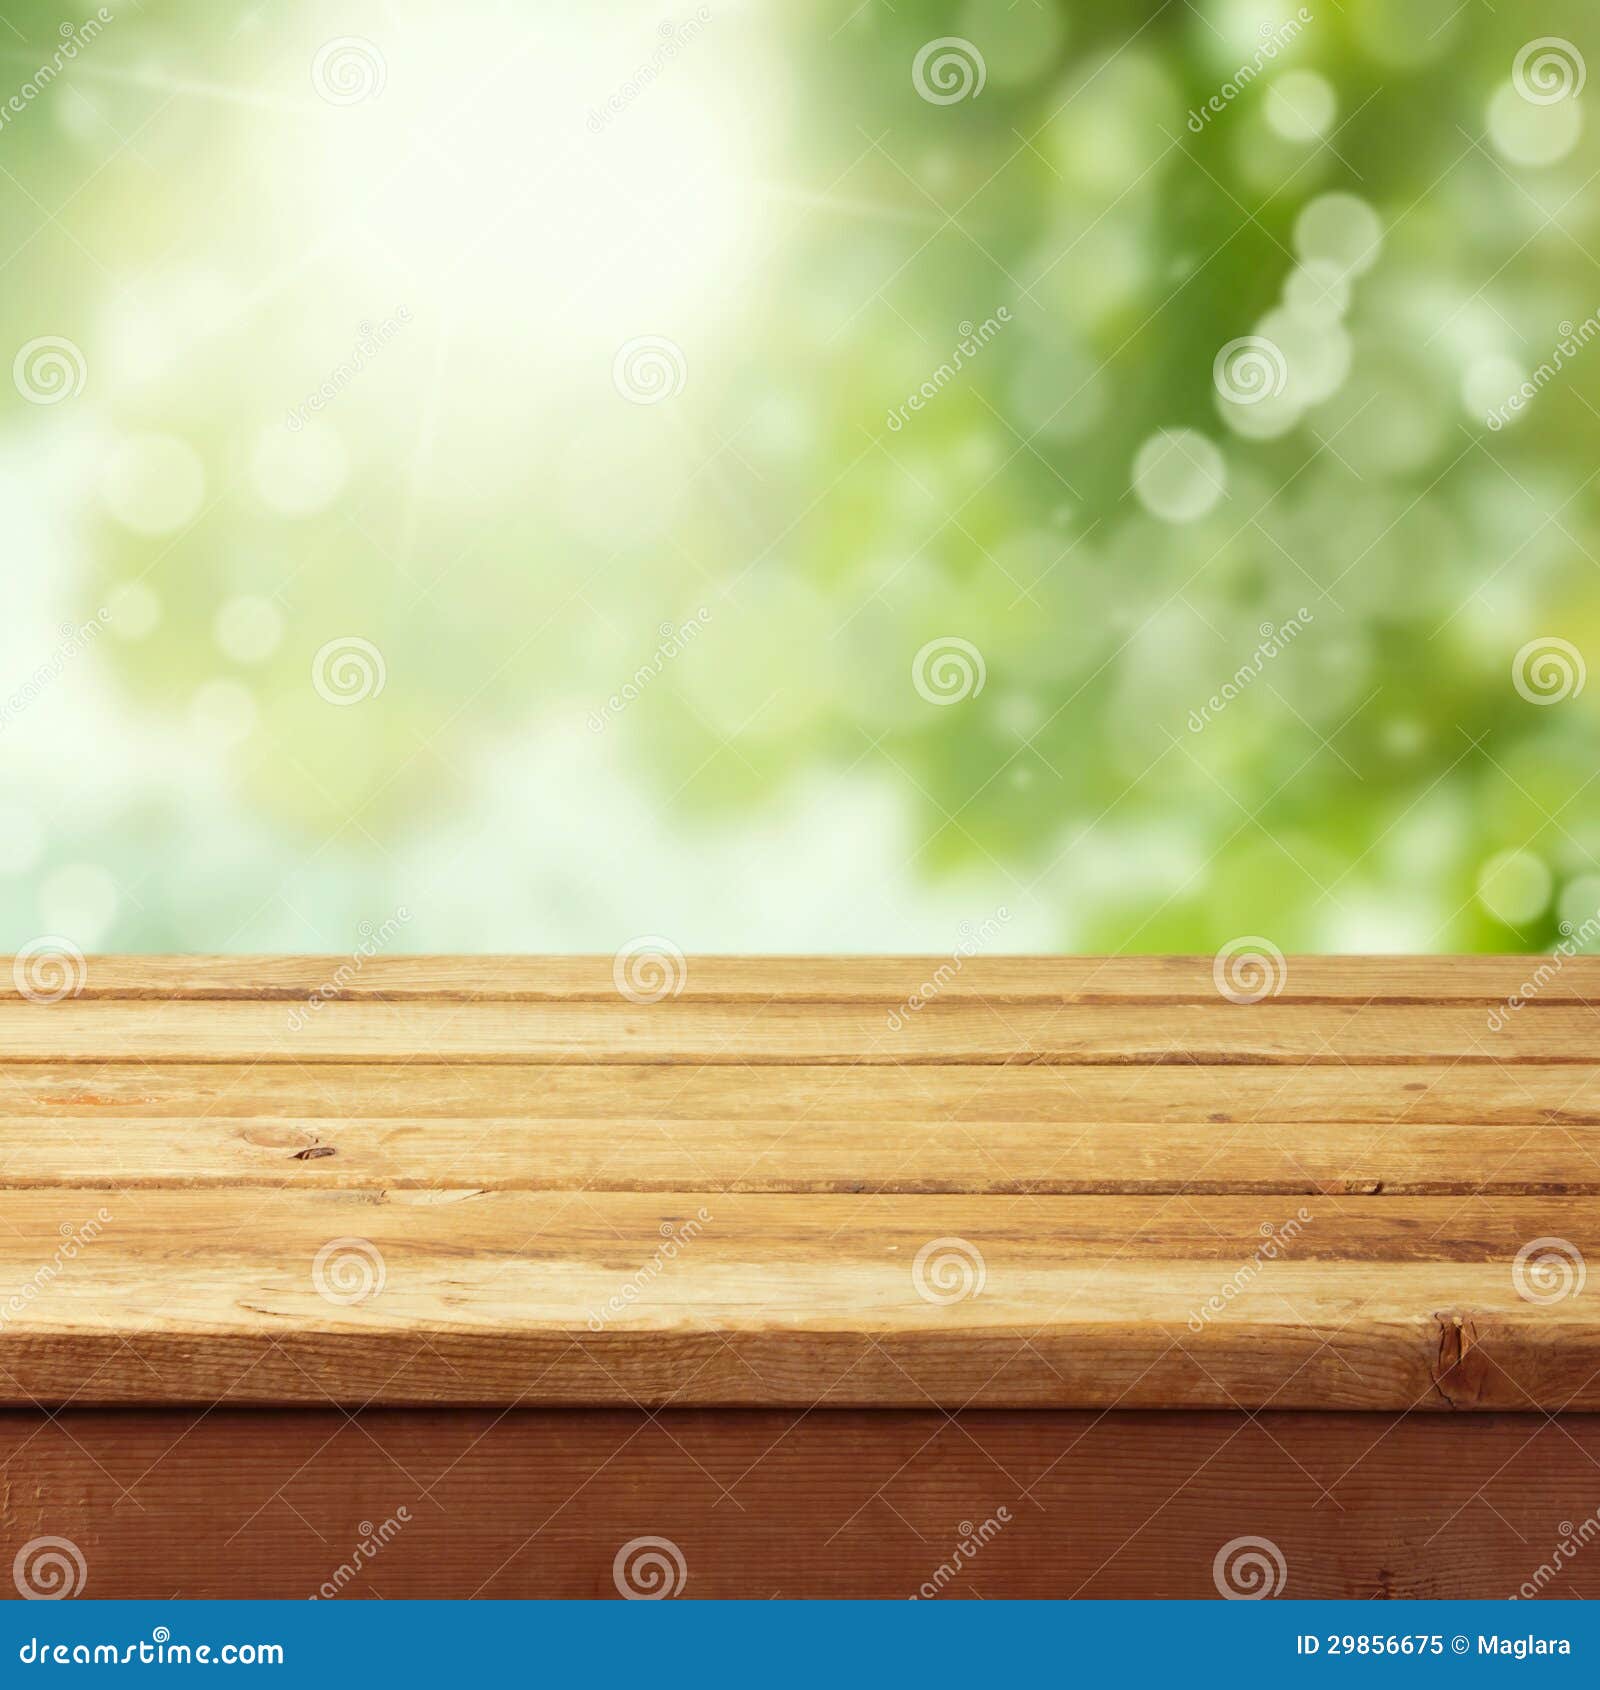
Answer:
2;0;1598;953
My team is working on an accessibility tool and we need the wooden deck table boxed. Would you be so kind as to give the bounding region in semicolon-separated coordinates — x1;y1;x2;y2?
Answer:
2;955;1598;1599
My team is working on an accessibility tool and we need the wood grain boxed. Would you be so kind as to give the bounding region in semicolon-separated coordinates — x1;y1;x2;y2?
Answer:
17;954;1600;1002
8;1059;1600;1120
8;1055;1600;1192
1;957;1597;1415
0;1190;1593;1409
0;998;1586;1063
6;1111;1599;1193
2;1407;1595;1599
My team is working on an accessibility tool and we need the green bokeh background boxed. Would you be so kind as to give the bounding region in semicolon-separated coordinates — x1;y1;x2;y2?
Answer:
2;0;1597;955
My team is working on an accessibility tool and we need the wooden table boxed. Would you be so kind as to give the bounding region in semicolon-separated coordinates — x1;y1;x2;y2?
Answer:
2;955;1597;1599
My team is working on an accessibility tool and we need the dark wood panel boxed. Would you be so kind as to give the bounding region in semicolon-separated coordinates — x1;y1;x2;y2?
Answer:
1;1409;1594;1600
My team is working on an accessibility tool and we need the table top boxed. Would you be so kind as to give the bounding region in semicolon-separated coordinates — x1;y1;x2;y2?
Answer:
2;954;1596;1410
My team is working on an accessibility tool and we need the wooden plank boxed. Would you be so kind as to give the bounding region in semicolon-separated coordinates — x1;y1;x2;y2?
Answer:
4;1112;1599;1194
0;1191;1594;1409
12;954;1599;1002
4;1407;1598;1598
6;1060;1600;1123
0;959;1595;1420
0;998;1592;1063
10;1058;1599;1193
